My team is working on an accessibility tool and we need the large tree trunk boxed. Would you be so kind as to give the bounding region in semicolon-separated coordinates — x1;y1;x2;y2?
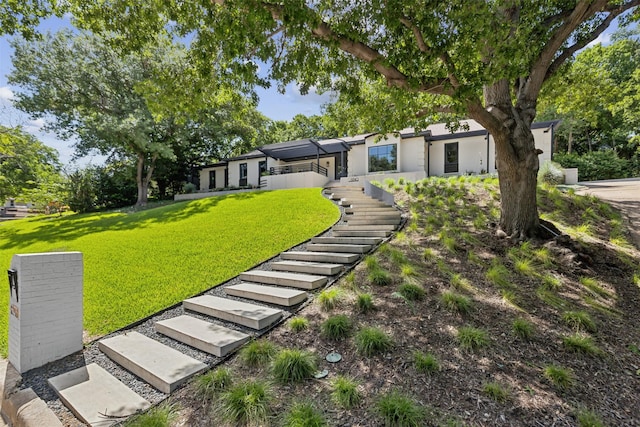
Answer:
135;152;158;206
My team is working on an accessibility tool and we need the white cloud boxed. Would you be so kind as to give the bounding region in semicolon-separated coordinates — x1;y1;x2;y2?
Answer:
0;86;14;102
587;32;612;48
25;118;46;132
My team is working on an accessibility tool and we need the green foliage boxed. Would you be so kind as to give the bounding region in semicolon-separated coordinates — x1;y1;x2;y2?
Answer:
482;382;510;403
356;293;375;313
562;334;603;356
562;311;597;332
219;380;272;426
375;391;424;427
364;255;380;271
579;277;613;299
486;262;510;288
124;403;177;427
355;327;394;357
457;327;489;351
397;283;426;301
240;340;278;368
271;349;317;383
451;273;473;291
512;318;534;340
196;368;233;400
543;365;574;390
369;268;393;286
282;401;327;427
542;274;562;290
330;376;362;409
289;316;309;333
317;288;343;311
321;315;353;340
441;291;472;315
576;408;606;427
555;151;635;181
413;351;440;374
538;161;565;185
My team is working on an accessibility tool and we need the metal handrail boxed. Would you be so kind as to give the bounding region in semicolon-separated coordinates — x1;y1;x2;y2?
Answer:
268;162;328;177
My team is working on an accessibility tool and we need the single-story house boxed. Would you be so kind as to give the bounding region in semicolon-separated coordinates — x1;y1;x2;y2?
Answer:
196;119;559;191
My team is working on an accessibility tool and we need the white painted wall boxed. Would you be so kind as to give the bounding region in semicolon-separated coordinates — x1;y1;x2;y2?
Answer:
399;136;426;173
199;166;227;190
263;171;330;190
348;145;367;176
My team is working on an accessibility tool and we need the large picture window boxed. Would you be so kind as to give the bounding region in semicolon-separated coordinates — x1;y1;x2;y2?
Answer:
239;163;248;186
368;144;397;172
444;142;459;173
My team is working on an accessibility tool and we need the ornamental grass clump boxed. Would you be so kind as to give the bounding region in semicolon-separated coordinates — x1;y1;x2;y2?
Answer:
218;380;272;426
239;340;278;368
317;288;343;311
355;326;394;357
330;376;362;409
356;293;375;313
321;314;353;340
375;391;424;427
413;351;439;374
562;310;597;333
271;349;317;383
195;367;233;401
457;326;489;351
289;316;309;333
543;365;574;390
282;401;327;427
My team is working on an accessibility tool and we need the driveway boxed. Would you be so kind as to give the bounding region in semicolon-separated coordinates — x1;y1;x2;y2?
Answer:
576;178;640;249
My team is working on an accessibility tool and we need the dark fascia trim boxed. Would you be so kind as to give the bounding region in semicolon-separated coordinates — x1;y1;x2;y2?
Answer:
198;161;228;170
226;152;266;161
429;120;562;142
347;130;431;145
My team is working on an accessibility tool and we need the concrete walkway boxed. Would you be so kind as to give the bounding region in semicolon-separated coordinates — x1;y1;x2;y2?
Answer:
576;178;640;249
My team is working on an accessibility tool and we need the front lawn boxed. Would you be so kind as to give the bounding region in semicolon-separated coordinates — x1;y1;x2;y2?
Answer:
0;188;339;356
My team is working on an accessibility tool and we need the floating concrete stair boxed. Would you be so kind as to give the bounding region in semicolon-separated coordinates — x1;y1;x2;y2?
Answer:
48;363;150;427
307;243;372;254
347;211;401;218
240;270;327;290
333;224;396;232
311;236;382;245
346;218;401;226
98;332;207;394
344;207;397;214
225;283;308;306
272;260;343;275
281;251;360;264
155;315;250;357
184;295;282;330
339;200;388;207
332;229;392;238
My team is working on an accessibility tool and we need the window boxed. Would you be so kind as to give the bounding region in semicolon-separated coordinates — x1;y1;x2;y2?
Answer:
368;144;397;172
208;170;216;189
259;160;267;176
239;163;248;186
444;142;459;173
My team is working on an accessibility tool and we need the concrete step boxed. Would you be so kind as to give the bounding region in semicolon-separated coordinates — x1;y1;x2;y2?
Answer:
225;283;308;306
312;236;382;245
184;295;282;330
333;230;392;237
98;332;207;394
333;224;396;232
272;260;344;275
281;251;360;264
240;270;327;290
346;211;401;218
339;200;388;207
307;243;372;254
155;315;251;357
48;363;151;427
344;207;398;214
345;218;401;226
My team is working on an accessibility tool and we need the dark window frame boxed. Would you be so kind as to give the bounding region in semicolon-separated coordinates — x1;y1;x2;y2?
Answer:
444;142;459;173
208;170;216;189
239;163;248;186
368;144;397;173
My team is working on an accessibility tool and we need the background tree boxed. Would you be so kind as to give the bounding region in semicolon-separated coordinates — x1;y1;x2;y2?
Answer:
67;0;640;238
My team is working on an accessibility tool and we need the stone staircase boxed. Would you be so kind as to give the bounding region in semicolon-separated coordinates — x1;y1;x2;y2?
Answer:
44;185;401;426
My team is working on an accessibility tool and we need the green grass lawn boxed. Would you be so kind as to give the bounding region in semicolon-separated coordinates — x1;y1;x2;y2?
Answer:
0;188;339;356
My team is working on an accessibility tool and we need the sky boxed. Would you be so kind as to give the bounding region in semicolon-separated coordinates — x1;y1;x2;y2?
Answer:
0;13;629;167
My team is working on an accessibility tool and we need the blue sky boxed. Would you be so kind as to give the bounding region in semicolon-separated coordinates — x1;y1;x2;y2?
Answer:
0;14;628;166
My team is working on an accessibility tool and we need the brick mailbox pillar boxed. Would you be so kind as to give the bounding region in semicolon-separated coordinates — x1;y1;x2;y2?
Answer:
8;252;83;373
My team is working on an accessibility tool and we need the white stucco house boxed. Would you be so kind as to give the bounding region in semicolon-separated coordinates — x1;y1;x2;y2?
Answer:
195;119;559;192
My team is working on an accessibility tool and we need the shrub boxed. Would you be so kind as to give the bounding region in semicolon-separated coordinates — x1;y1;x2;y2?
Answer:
219;380;272;426
457;326;489;351
441;291;472;315
330;376;362;409
124;403;177;427
239;340;278;368
196;367;233;401
562;311;597;332
538;161;565;185
543;365;574;390
289;316;309;333
282;401;327;427
482;382;509;403
369;268;393;286
317;288;343;311
413;351;439;374
271;349;317;383
397;283;426;301
321;315;353;340
512;318;534;340
355;327;394;356
356;293;375;313
375;391;424;427
555;151;631;181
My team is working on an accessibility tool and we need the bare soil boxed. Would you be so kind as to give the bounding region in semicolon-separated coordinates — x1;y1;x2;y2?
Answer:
169;180;640;427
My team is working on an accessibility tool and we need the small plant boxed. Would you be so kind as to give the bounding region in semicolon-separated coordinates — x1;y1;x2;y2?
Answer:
542;274;562;290
441;290;472;315
282;401;327;427
369;268;393;286
342;271;358;292
356;293;375;313
633;273;640;288
271;349;317;383
321;314;353;340
124;403;177;427
289;316;309;333
533;247;554;268
543;364;574;390
486;262;510;288
330;376;362;409
389;248;408;266
413;351;439;374
397;283;426;301
451;273;472;291
482;382;509;403
239;340;278;368
536;286;567;309
375;391;424;427
196;367;233;401
512;318;534;340
562;333;602;356
422;247;436;261
219;380;272;426
575;408;605;427
457;326;489;351
400;264;417;279
514;258;536;277
579;277;613;299
355;326;394;356
364;255;380;271
317;288;343;311
562;311;596;332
